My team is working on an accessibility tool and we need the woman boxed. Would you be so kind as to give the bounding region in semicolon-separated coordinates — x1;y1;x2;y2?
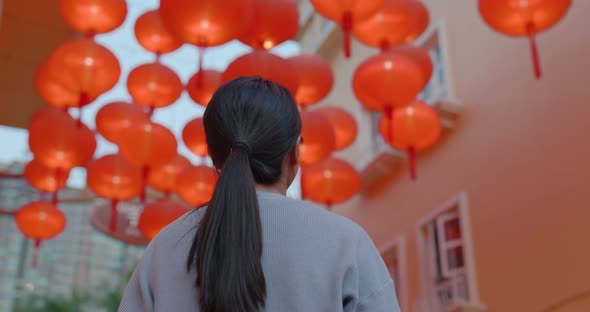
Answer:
119;77;400;312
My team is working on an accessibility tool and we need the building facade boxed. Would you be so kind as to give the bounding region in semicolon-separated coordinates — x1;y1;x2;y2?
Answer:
297;0;590;311
0;163;144;311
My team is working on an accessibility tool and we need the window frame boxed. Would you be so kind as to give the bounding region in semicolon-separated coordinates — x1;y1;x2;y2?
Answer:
379;236;408;312
415;192;484;311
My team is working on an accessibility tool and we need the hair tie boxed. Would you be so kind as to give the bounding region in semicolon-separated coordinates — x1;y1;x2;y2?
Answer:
231;141;252;156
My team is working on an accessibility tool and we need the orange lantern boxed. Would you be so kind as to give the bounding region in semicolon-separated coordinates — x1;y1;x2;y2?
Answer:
127;62;183;111
134;9;183;55
29;110;96;171
186;69;222;107
288;54;334;107
223;50;299;95
174;165;218;207
148;155;191;196
24;159;69;194
301;157;361;207
59;0;127;35
117;121;178;201
87;154;143;232
353;45;432;112
182;118;208;157
45;39;120;107
353;0;429;50
35;62;97;110
315;106;358;151
15;201;66;266
138;199;188;240
378;101;440;180
237;0;299;49
95;102;149;144
310;0;385;57
159;0;253;47
299;111;336;165
479;0;572;79
160;0;254;78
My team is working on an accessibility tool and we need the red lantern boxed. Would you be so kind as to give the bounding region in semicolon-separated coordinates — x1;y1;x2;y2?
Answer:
15;201;66;266
288;54;334;107
301;157;361;207
310;0;385;57
378;101;440;180
59;0;127;35
159;0;253;47
148;155;191;196
86;154;143;232
353;45;432;111
160;0;254;78
138;199;188;240
35;62;97;110
299;111;336;165
353;0;429;50
29;110;96;171
118;121;178;170
95;102;149;145
479;0;572;79
223;50;299;95
24;159;69;194
174;165;218;207
127;63;183;110
237;0;299;49
182;118;208;157
45;39;120;106
186;69;222;107
315;106;358;151
134;9;183;55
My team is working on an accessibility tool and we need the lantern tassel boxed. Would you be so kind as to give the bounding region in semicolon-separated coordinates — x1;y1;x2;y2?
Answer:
109;199;118;233
77;92;89;128
32;239;41;267
342;11;353;58
140;166;149;203
326;200;332;211
526;23;541;79
408;146;417;181
196;46;206;88
385;107;394;143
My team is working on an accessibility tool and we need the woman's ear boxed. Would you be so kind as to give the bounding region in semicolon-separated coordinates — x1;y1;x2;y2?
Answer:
290;140;300;166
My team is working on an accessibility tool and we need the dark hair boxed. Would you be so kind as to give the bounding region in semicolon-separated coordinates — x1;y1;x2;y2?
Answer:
186;76;301;311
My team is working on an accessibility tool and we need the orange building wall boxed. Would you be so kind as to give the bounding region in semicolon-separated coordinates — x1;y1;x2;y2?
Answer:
330;1;590;311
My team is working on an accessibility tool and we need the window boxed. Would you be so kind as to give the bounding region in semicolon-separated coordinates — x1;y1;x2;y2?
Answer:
417;193;482;312
380;237;408;311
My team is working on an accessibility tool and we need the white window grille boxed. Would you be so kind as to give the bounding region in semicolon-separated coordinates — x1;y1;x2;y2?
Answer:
417;193;483;312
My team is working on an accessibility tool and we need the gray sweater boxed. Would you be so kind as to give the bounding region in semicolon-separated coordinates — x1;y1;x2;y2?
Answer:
119;191;400;311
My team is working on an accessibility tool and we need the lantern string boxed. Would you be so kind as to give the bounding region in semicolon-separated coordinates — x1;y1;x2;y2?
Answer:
380;39;390;52
526;22;541;79
342;11;353;58
32;239;42;267
140;166;150;203
385;106;394;143
196;46;206;88
155;52;161;64
77;92;89;128
408;146;417;181
109;199;119;233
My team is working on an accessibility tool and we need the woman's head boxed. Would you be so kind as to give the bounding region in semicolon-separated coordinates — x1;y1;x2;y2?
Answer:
204;76;301;188
187;76;301;312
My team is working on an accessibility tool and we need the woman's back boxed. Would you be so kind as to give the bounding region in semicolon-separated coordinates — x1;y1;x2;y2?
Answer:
119;192;399;311
119;77;399;311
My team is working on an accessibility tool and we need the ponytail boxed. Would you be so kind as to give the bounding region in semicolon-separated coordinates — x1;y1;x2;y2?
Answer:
187;141;266;311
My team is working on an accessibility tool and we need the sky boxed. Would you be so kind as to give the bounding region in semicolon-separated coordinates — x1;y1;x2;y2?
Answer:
0;0;302;197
